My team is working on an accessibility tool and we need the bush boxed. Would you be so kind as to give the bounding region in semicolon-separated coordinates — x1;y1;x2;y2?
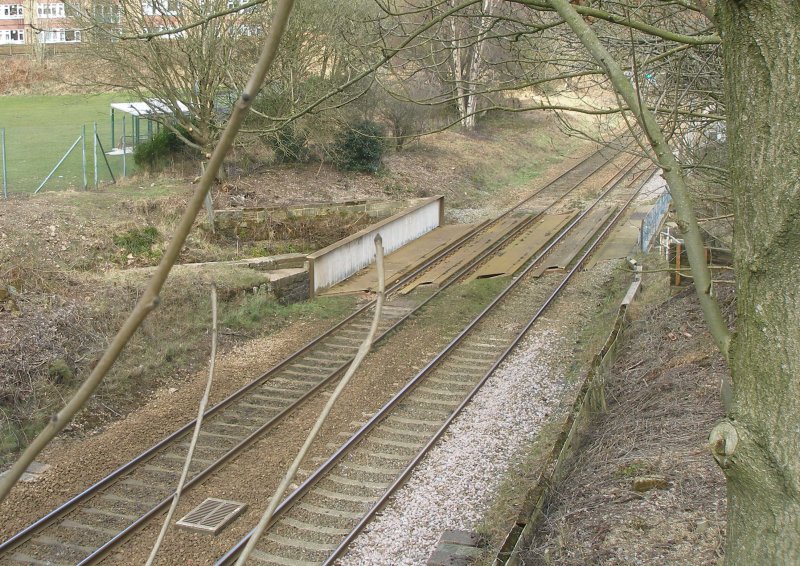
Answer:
112;226;160;255
133;127;190;171
47;359;74;385
333;121;385;173
269;125;309;163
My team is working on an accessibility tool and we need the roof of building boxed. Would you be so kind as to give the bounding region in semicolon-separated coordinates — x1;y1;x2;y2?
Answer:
110;99;189;116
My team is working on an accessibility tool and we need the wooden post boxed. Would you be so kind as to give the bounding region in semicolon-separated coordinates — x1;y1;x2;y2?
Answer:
675;242;682;286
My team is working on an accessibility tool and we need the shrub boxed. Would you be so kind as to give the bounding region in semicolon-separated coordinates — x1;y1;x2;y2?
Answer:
269;125;309;163
333;121;385;173
112;226;160;255
47;359;74;385
133;127;190;171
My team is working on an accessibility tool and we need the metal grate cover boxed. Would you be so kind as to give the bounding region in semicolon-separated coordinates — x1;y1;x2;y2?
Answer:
176;498;246;534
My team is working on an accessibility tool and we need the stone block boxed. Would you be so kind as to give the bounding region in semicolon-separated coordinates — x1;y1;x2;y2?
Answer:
632;475;670;492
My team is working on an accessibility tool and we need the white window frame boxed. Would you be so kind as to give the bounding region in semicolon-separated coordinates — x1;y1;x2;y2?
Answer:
94;3;120;23
0;28;25;43
36;3;66;18
142;0;178;16
40;28;81;42
1;4;24;17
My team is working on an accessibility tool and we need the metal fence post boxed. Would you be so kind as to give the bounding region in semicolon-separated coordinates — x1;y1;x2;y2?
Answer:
1;127;7;199
93;122;98;188
35;136;83;194
122;116;127;178
82;124;87;190
95;131;116;185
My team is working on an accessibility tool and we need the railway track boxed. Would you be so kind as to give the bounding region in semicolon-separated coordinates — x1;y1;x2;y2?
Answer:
0;145;636;565
216;157;655;565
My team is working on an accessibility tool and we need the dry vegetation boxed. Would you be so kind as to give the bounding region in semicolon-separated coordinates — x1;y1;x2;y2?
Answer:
523;276;733;565
0;102;593;466
0;55;100;95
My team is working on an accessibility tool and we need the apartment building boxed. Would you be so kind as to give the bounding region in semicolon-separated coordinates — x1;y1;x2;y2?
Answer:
0;0;83;45
0;1;26;44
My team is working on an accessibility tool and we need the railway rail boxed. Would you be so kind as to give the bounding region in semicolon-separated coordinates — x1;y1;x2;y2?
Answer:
216;157;655;565
0;145;640;565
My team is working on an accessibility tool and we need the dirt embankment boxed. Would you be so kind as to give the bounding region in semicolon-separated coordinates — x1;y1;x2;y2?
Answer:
0;109;595;466
524;282;732;565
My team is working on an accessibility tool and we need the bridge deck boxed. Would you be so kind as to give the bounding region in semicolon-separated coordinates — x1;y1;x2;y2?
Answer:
465;211;577;282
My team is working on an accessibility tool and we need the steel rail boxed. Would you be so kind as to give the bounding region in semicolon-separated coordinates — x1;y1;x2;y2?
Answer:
216;158;652;565
383;143;621;297
76;149;635;565
322;162;657;565
391;148;634;299
0;145;622;561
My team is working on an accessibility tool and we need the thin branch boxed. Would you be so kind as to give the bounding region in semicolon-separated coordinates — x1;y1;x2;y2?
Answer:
698;214;734;222
513;0;720;45
546;0;731;367
145;283;219;566
0;0;296;504
235;235;387;565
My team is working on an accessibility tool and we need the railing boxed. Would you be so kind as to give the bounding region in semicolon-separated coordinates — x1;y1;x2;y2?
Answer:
640;192;671;251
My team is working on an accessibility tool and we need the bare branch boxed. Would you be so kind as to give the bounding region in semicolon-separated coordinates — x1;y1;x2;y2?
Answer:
546;0;731;364
0;0;297;504
235;235;387;564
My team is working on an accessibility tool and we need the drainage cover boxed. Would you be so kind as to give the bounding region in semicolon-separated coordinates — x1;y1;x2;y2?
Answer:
176;498;246;534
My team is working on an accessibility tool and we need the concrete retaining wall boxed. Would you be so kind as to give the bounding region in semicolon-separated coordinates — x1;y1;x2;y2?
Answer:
307;196;444;297
640;193;672;251
268;270;309;305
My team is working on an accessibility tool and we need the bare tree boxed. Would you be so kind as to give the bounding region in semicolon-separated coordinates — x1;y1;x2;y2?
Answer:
72;0;266;155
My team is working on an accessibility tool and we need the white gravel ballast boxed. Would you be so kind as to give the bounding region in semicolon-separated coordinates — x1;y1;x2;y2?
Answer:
340;329;568;566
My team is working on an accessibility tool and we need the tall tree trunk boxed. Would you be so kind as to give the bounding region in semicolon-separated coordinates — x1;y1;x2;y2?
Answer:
547;0;799;560
463;0;497;129
711;1;800;562
449;14;468;122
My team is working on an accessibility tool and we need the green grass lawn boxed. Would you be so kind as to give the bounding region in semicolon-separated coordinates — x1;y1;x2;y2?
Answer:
0;93;139;194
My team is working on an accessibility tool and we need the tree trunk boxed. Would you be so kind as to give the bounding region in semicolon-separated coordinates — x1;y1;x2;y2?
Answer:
711;0;800;562
463;0;497;130
449;15;468;123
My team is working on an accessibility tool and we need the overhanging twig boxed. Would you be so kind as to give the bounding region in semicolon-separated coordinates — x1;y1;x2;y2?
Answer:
546;0;731;367
0;0;296;504
235;234;386;565
145;283;218;566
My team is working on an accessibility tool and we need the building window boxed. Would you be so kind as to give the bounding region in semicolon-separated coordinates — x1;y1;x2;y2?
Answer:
0;28;25;43
142;0;178;16
36;3;66;18
39;28;80;42
64;2;80;17
94;2;120;23
1;4;24;17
